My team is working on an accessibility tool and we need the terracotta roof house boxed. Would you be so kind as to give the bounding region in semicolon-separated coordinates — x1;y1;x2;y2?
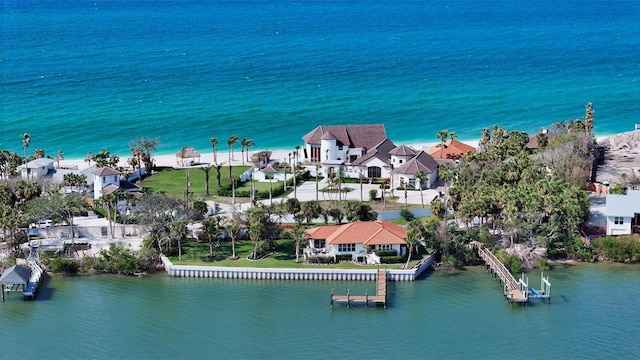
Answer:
525;132;557;151
393;151;440;189
304;220;407;264
302;124;387;164
176;147;201;166
604;190;640;235
428;139;476;160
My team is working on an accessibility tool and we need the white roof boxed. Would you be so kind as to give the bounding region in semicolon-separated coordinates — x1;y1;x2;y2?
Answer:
605;190;640;217
18;158;54;169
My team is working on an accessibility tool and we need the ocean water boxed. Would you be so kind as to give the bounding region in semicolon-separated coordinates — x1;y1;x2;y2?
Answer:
1;263;639;359
1;0;639;160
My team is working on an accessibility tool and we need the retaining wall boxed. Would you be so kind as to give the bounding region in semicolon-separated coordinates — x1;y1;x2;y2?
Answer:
161;254;434;281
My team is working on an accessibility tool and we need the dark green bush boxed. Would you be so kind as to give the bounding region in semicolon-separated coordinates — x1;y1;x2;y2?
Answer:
48;256;79;273
400;209;415;221
380;256;405;264
375;250;398;257
335;254;353;262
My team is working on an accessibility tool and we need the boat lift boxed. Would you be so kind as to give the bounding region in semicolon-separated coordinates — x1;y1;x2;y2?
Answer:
529;272;551;304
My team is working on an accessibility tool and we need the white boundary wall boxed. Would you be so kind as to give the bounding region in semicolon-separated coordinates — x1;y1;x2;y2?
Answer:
161;254;434;282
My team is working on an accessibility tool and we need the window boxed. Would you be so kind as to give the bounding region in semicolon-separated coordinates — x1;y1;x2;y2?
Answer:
378;245;392;251
614;217;624;225
338;244;356;252
314;240;326;248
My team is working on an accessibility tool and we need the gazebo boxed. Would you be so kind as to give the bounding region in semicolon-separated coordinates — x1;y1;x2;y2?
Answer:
0;265;31;301
176;147;201;167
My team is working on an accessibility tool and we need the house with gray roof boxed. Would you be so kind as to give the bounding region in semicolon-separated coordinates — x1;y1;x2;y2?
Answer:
393;151;440;190
350;139;397;179
18;158;55;180
302;124;387;165
604;190;640;235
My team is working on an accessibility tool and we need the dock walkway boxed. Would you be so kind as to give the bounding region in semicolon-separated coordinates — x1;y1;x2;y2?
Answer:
331;269;388;308
23;249;44;299
472;242;528;304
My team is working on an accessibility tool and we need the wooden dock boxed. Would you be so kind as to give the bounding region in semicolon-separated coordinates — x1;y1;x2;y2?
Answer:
473;242;528;304
331;269;387;308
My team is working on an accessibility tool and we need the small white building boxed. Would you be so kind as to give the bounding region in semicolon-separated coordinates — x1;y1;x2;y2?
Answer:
92;167;121;199
18;158;55;180
604;190;640;235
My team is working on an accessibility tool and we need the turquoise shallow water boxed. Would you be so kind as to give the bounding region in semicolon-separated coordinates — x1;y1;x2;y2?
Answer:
1;0;639;158
1;263;638;359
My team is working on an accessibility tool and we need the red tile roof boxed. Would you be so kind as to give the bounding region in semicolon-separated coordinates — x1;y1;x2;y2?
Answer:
428;139;476;160
306;220;406;246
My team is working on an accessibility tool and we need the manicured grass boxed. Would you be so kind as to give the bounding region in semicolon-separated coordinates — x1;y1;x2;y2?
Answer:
169;238;423;269
141;166;251;198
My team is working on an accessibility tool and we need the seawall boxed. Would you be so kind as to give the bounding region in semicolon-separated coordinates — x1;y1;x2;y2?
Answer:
161;255;434;281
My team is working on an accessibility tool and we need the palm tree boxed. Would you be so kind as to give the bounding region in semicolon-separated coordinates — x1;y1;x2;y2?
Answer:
436;129;449;159
294;145;300;167
201;164;213;196
242;138;254;164
85;151;95;167
210;137;218;163
227;134;239;162
101;193;118;239
405;220;424;268
213;162;225;187
292;214;306;263
241;138;248;165
170;220;187;261
21;133;30;181
56;150;64;169
415;170;428;208
292;149;298;199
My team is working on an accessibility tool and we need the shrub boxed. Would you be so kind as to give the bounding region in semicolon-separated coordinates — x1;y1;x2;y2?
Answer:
399;209;415;221
375;250;398;257
335;254;352;262
380;256;405;264
369;189;378;202
48;256;79;273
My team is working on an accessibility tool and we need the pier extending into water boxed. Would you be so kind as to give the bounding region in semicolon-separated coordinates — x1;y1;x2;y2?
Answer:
330;269;388;308
473;242;529;304
1;248;44;301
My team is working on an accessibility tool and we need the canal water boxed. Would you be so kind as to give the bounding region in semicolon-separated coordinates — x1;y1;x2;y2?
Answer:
1;263;638;359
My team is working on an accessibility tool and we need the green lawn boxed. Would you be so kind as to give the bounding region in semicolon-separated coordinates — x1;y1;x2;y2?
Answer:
170;238;423;269
141;166;251;198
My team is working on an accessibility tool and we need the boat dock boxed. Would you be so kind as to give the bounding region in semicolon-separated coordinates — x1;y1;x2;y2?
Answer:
0;248;44;301
330;269;387;308
473;242;529;304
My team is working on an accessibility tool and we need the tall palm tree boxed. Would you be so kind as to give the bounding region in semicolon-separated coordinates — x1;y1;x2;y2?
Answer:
245;139;254;164
436;129;449;159
405;220;424;269
56;150;64;169
241;138;248;165
227;134;239;162
201;164;213;196
21;133;30;181
584;102;594;134
210;137;218;164
415;170;428;208
85;151;95;167
294;145;300;167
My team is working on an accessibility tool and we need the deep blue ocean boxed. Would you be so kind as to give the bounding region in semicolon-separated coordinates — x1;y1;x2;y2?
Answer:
1;0;639;159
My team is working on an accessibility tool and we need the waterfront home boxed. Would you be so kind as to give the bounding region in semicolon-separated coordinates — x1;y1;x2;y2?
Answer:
18;158;55;180
302;124;387;165
303;220;407;264
392;151;439;189
428;139;476;160
604;189;640;235
350;139;397;179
